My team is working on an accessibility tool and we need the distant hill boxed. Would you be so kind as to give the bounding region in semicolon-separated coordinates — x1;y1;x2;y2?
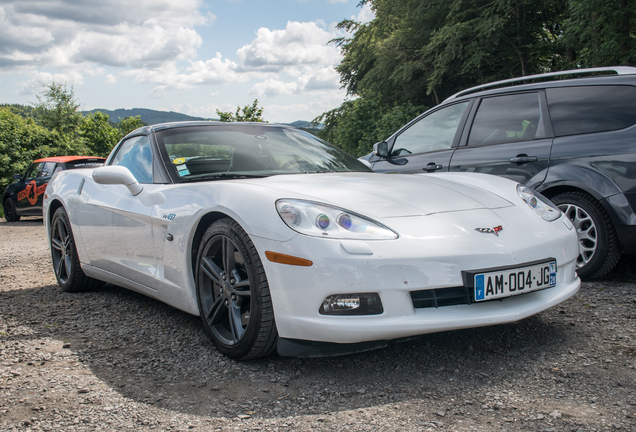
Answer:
81;108;321;129
81;108;214;125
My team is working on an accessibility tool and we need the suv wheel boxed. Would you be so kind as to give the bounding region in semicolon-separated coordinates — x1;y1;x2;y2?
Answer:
551;191;621;280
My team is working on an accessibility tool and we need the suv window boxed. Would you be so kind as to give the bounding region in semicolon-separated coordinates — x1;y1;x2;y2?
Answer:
468;93;541;146
546;85;636;136
391;101;469;156
111;136;153;183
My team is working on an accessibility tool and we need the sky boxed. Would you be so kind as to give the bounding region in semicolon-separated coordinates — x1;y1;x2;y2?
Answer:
0;0;374;123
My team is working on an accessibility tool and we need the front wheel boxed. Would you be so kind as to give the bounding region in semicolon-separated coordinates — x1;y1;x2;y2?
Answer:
4;198;20;222
196;218;278;359
50;207;103;292
552;191;621;280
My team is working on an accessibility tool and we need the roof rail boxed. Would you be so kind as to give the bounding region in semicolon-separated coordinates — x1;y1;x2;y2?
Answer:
444;66;636;102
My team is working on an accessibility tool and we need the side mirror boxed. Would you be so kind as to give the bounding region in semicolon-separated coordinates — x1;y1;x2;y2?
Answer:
373;142;389;158
13;174;21;181
92;166;143;196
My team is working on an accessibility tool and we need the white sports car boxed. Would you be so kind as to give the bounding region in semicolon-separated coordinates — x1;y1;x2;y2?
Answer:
43;122;580;359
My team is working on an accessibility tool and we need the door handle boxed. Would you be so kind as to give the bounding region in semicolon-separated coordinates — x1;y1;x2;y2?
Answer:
509;155;538;164
424;163;443;173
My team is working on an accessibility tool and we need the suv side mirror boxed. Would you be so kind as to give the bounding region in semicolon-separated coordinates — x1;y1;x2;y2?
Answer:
13;174;21;181
92;166;143;196
373;142;389;158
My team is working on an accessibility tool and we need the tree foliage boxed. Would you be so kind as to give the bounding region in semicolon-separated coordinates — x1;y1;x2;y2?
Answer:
34;82;84;136
216;99;267;122
0;107;53;192
313;92;421;156
0;83;154;195
79;112;122;156
116;115;145;136
317;0;635;157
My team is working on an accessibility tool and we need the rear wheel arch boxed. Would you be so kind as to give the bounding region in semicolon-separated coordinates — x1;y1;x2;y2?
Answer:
541;187;622;280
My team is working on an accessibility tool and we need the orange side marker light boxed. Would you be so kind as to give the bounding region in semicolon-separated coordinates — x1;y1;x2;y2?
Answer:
265;251;313;267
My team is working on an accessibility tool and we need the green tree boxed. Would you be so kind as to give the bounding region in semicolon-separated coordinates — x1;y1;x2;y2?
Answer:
32;82;88;156
0;107;53;192
562;0;636;67
334;0;569;108
80;112;121;156
116;115;145;136
216;99;267;122
313;92;422;156
34;82;83;135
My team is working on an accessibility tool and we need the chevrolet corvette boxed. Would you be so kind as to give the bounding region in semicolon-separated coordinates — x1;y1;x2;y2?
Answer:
43;122;580;359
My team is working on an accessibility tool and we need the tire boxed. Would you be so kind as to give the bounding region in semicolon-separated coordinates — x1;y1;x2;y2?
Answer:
50;207;103;292
552;191;621;280
196;218;278;359
4;198;20;222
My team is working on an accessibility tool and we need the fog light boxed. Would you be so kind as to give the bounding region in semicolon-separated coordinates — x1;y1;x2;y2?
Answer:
320;293;383;315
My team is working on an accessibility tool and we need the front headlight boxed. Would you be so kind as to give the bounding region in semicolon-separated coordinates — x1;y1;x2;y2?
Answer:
517;185;561;222
275;199;398;240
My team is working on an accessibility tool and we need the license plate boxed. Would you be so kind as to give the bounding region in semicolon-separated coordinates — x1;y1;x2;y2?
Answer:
474;261;556;302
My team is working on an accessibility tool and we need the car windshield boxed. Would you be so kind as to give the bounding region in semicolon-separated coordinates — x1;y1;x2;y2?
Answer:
155;124;371;181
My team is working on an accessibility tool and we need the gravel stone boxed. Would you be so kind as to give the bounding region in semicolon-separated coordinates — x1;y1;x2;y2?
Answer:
1;218;636;431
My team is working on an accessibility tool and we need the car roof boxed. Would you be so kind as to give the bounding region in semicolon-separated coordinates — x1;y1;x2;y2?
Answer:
444;66;636;102
33;156;107;163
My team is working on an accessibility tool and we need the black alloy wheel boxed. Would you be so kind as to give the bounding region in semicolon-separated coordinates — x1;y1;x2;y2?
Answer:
3;198;20;222
196;218;277;359
50;207;103;292
552;191;621;280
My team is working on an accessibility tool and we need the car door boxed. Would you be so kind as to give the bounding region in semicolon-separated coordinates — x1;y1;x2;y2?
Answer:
15;162;54;215
77;135;159;289
448;91;554;188
371;100;472;174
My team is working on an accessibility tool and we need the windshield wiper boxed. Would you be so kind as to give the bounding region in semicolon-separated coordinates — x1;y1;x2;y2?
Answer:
180;173;270;183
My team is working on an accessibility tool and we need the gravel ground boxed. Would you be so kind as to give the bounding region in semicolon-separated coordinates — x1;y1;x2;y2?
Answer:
1;218;635;432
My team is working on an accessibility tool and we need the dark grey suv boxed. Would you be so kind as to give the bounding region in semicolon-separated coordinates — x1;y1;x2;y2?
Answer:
368;67;636;280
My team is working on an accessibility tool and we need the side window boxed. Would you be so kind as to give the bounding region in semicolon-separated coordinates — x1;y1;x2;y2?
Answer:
38;162;56;177
24;163;44;180
110;136;153;183
546;85;636;136
468;93;541;146
392;101;469;156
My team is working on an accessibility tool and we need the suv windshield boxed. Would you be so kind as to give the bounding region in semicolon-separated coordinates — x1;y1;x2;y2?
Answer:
155;125;370;181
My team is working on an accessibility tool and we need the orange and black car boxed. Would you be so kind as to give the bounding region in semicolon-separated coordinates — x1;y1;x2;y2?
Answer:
3;156;106;222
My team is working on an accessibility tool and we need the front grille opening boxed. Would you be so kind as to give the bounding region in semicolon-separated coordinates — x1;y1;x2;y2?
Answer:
410;286;471;309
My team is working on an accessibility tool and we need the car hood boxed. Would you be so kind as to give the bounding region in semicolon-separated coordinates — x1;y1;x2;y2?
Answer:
244;172;515;218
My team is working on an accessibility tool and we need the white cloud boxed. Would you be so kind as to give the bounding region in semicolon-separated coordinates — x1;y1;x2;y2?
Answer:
237;21;342;71
357;3;375;23
251;79;299;97
205;12;217;25
124;53;249;97
16;70;84;96
105;74;116;85
0;0;206;71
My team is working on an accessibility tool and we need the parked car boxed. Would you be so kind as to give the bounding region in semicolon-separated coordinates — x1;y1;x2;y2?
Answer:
3;156;106;222
43;122;579;359
366;66;636;280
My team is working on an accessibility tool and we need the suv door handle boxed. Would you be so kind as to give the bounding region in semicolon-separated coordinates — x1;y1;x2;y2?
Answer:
509;155;538;164
424;163;443;172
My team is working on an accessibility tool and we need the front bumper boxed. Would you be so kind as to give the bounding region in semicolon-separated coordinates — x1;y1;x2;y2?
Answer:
252;209;581;347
